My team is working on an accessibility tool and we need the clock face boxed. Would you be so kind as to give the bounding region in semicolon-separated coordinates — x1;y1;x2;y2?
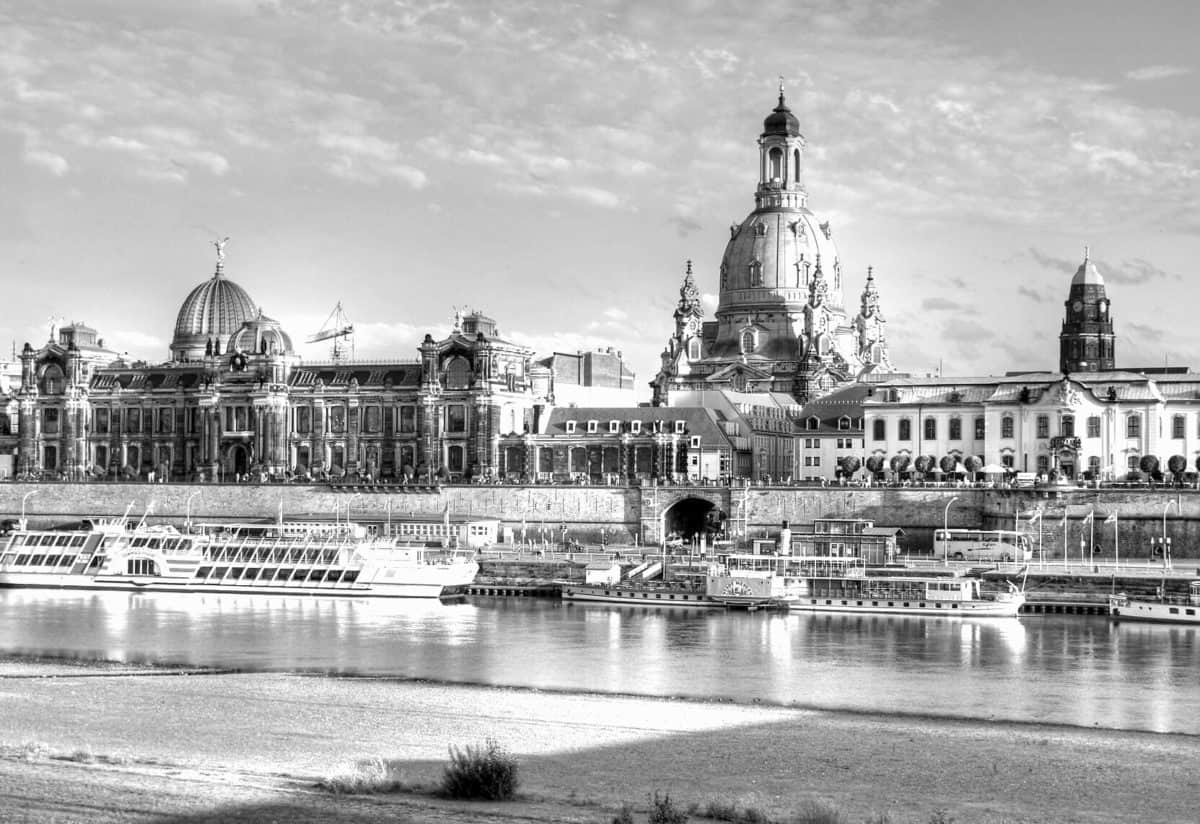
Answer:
1072;300;1083;312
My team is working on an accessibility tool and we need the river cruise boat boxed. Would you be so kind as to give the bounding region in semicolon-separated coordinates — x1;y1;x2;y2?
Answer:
560;581;720;607
707;553;1025;617
1108;581;1200;624
0;517;478;598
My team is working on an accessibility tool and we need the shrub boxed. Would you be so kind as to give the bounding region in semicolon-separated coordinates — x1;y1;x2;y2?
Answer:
318;757;407;794
440;738;519;801
612;802;637;824
649;791;688;824
704;798;773;823
785;800;846;824
927;811;956;824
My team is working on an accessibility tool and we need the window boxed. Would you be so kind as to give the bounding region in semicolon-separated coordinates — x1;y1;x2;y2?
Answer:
1001;416;1014;439
924;418;937;440
689;436;701;449
740;328;756;353
42;408;59;435
1061;415;1074;438
127;408;141;433
807;417;820;430
974;417;985;440
1001;454;1014;468
1127;455;1139;470
630;421;641;434
587;420;598;434
1172;415;1185;439
1036;415;1049;438
1087;416;1100;438
949;417;962;440
1089;456;1101;476
898;418;912;440
609;420;619;433
688;339;701;360
1126;414;1141;439
838;416;851;431
872;419;886;440
565;421;576;434
329;406;346;434
1036;455;1049;474
446;445;464;473
444;356;472;390
398;406;416;434
364;407;381;434
674;420;685;434
94;408;110;435
446;405;466;433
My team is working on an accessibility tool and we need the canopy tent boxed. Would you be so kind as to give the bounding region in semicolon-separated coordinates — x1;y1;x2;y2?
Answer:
981;463;1008;474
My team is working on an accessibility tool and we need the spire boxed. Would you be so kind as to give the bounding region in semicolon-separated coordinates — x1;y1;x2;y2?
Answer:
1083;244;1089;263
861;266;882;318
676;260;702;317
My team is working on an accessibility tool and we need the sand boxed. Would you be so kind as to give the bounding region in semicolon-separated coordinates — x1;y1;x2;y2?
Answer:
1;659;1197;823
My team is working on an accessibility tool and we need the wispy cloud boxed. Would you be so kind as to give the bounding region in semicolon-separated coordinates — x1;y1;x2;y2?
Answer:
1126;65;1191;81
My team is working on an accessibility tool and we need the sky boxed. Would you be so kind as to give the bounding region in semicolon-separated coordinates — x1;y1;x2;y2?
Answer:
2;0;1198;398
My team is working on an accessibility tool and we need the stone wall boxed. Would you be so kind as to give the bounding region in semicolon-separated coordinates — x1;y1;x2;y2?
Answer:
1;481;1197;560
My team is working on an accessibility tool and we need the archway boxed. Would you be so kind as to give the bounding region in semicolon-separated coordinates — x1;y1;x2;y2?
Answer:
663;497;721;545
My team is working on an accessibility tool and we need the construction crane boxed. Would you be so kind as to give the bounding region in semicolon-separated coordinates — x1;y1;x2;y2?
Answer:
308;302;355;361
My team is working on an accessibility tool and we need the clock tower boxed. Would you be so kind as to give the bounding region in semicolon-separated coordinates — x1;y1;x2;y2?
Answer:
1059;248;1115;373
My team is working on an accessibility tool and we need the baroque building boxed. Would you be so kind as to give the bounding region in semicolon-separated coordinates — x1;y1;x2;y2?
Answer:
0;247;542;483
652;87;893;407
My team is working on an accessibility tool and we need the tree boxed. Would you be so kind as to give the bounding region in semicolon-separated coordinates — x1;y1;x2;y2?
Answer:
840;455;862;476
1139;454;1160;475
939;455;958;475
889;455;910;474
1168;455;1186;477
914;454;935;475
865;455;885;474
964;455;983;474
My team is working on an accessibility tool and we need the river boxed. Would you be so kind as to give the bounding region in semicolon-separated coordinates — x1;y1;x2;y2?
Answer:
1;590;1197;735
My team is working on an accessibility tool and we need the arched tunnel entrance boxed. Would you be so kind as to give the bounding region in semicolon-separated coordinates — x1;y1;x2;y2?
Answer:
663;497;727;545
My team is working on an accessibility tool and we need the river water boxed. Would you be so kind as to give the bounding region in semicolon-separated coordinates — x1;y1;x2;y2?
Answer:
1;590;1197;735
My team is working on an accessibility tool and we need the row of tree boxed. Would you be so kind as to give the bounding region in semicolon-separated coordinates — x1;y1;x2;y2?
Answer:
841;454;985;477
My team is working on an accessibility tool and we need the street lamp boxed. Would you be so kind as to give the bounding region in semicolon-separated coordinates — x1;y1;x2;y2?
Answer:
185;491;201;532
943;496;959;566
20;489;39;530
344;492;361;525
1162;499;1177;569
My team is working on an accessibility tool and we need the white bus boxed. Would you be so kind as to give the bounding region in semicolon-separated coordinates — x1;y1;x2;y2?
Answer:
933;529;1033;563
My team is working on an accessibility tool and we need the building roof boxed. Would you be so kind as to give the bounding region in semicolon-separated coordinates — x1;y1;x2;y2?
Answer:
544;405;731;440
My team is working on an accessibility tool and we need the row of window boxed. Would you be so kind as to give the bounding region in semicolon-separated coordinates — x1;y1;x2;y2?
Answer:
870;412;1190;441
564;420;688;435
802;438;860;450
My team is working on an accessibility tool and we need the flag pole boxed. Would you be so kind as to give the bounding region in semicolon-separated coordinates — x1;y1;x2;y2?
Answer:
1089;508;1094;569
1114;512;1119;569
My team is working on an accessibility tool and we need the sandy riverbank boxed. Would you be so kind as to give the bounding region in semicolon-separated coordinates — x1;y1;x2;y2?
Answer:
1;658;1197;823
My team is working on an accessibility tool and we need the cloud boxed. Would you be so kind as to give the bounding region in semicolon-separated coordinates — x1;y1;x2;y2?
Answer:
24;148;68;176
668;215;703;237
1125;65;1191;81
1017;285;1047;303
921;297;966;312
1125;321;1164;343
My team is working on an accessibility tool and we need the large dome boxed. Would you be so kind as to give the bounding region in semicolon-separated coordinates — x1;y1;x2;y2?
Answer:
170;266;257;361
718;208;841;311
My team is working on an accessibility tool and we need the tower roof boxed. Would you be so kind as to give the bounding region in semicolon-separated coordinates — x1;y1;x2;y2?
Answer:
763;85;801;137
1070;248;1105;287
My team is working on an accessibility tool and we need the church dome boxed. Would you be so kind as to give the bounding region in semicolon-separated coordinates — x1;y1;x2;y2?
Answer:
228;311;294;357
717;209;841;311
170;257;257;361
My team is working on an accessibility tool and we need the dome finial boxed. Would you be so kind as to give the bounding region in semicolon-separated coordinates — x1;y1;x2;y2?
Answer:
778;75;785;105
212;236;229;278
1083;244;1089;263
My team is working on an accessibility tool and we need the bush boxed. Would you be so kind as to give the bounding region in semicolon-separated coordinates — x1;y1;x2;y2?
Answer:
440;738;519;801
649;791;688;824
785;800;846;824
612;802;637;824
318;757;407;794
704;798;773;823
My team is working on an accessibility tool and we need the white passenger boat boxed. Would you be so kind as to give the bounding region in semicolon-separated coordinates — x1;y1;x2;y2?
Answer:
0;517;478;598
560;581;720;607
1109;581;1200;624
707;553;1025;617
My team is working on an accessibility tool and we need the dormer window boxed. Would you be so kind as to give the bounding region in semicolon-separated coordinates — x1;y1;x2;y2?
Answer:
631;421;641;434
690;436;701;449
740;328;758;354
565;421;576;434
837;416;851;431
587;420;598;433
674;420;685;434
609;420;619;433
807;416;820;430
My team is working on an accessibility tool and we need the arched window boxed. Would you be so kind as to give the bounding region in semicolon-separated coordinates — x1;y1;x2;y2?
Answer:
806;416;820;430
793;148;801;183
740;329;756;354
444;356;472;389
40;364;65;395
688;338;701;360
768;147;783;181
1061;415;1075;437
1001;415;1014;439
872;419;886;440
898;418;912;441
1172;414;1185;439
1126;414;1141;439
948;417;962;440
924;418;937;440
446;445;464;473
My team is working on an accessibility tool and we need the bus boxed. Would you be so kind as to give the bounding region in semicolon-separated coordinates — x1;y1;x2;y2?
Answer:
932;529;1033;563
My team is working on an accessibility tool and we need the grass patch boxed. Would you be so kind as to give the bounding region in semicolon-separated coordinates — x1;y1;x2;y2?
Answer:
317;757;409;794
20;741;51;762
612;801;637;824
439;738;519;801
782;800;847;824
703;795;773;823
649;790;688;824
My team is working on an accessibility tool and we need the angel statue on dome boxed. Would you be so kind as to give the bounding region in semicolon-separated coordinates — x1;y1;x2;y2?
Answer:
213;236;229;261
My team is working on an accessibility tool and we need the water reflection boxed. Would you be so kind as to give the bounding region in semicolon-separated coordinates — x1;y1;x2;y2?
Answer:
0;590;1196;734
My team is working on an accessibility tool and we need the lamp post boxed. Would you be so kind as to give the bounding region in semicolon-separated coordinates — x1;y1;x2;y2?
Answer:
344;492;361;526
943;496;959;566
20;489;39;530
1162;499;1177;570
185;491;201;533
